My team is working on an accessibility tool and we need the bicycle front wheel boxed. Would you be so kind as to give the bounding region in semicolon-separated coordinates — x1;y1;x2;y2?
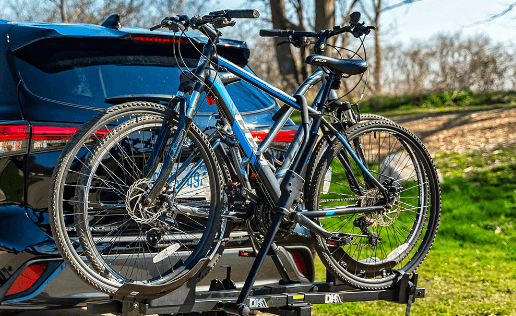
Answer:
306;120;441;290
49;102;227;295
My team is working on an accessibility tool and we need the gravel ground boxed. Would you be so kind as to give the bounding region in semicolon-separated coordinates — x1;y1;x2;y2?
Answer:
391;107;516;155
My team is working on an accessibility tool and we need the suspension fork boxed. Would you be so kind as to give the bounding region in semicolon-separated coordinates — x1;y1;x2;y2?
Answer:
140;35;218;206
144;96;192;204
142;97;182;179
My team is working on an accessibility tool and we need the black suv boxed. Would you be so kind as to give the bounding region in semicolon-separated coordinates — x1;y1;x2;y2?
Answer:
0;17;313;310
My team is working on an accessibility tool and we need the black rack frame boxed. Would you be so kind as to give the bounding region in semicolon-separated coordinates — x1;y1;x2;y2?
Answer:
87;271;424;316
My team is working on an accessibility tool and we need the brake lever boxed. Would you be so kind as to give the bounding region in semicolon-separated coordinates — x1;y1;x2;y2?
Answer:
150;17;173;31
351;22;369;38
291;35;309;48
212;19;236;29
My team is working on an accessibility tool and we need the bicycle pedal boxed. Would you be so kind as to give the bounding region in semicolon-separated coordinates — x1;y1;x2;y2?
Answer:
326;233;353;246
225;182;242;197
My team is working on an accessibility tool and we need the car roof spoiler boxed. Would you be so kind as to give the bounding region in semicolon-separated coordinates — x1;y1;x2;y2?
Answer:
8;21;250;64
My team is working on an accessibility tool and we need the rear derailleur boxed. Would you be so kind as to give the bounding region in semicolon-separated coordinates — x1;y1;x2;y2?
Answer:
353;216;382;247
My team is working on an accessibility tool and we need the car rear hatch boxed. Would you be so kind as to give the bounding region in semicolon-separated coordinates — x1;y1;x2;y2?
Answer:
8;22;251;124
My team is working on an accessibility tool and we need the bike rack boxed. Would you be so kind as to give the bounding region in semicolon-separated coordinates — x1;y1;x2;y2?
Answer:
87;270;424;316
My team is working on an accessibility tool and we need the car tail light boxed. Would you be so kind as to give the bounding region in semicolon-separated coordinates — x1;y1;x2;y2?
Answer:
31;126;109;152
289;250;308;276
250;130;296;143
6;262;48;296
0;125;30;156
132;36;185;44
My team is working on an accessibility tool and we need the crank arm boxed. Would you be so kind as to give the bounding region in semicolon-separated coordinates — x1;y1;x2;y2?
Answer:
173;204;210;217
291;211;333;239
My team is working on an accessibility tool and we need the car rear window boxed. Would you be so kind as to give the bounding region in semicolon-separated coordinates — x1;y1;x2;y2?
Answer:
12;37;276;114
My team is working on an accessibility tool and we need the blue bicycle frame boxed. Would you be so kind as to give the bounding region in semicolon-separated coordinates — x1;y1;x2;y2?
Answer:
144;39;388;220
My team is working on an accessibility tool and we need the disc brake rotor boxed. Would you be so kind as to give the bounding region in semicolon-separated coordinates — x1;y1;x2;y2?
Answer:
125;178;165;224
362;188;401;227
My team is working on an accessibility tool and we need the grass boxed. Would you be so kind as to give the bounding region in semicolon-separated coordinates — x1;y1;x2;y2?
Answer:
358;89;516;117
312;146;516;315
313;240;516;316
288;89;516;123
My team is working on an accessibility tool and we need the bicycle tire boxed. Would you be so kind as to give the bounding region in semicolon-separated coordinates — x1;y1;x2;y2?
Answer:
305;113;392;190
49;101;227;295
306;120;441;290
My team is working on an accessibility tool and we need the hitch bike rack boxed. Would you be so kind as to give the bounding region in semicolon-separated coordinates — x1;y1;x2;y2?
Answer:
87;269;424;316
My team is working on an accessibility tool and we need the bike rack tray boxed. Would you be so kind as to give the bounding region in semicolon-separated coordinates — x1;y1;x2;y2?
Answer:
87;273;424;316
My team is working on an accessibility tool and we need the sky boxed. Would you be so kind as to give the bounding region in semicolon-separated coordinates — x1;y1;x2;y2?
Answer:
2;0;516;46
217;0;516;47
380;0;516;45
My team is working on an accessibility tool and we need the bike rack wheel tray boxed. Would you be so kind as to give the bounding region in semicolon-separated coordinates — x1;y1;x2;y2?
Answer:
87;271;424;316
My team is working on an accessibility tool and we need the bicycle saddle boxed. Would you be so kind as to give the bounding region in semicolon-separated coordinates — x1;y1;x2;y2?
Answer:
305;54;368;75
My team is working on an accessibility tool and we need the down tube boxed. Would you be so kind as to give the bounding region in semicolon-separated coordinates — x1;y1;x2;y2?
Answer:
208;76;281;204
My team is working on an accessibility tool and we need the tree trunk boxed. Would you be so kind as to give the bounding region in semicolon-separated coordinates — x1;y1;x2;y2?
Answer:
60;0;68;23
315;0;335;55
269;0;301;91
373;0;382;93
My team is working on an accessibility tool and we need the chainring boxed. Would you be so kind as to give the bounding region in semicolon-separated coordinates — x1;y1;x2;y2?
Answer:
252;203;297;240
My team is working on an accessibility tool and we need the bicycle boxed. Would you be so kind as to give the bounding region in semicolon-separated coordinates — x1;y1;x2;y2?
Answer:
48;9;441;313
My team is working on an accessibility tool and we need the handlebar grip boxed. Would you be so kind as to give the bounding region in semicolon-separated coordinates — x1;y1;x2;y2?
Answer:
226;9;260;19
259;29;290;37
150;24;161;31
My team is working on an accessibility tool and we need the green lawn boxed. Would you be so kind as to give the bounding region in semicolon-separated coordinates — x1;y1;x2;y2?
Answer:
288;89;516;122
312;147;516;315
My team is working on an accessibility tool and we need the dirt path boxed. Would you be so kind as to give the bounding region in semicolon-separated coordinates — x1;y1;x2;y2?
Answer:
390;107;516;154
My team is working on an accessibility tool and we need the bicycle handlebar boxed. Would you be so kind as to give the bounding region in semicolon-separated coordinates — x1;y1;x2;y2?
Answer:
258;11;374;52
259;29;319;37
151;9;259;34
223;9;260;19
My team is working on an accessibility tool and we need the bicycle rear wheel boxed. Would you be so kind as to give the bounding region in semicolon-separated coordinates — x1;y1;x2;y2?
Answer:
305;113;392;187
306;120;441;290
49;102;227;295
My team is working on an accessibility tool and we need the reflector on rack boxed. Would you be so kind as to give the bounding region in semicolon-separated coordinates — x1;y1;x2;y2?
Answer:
6;262;48;296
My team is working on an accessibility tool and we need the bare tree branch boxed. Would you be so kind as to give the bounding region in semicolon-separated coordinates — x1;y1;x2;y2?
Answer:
474;2;516;24
382;0;421;12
